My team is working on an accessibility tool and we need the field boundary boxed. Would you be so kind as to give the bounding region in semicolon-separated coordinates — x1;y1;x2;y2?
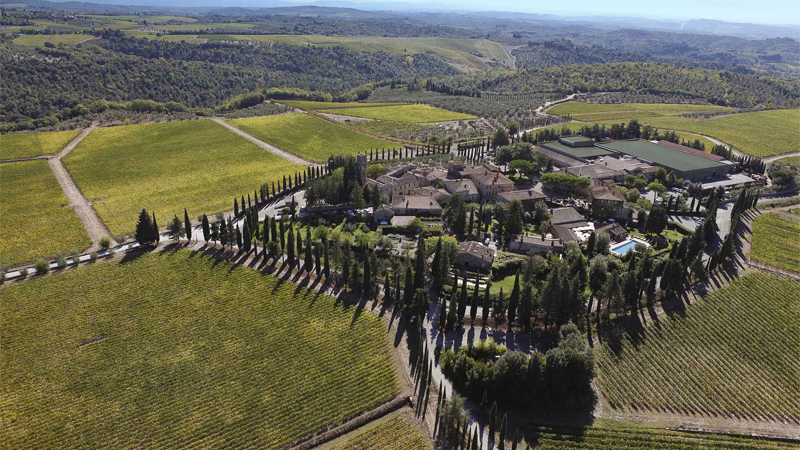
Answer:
46;125;116;247
292;107;425;147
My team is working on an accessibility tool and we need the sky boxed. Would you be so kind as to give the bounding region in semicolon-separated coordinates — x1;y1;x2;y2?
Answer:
311;0;800;26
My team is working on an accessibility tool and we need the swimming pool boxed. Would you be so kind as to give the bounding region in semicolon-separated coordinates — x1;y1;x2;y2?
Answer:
610;238;649;256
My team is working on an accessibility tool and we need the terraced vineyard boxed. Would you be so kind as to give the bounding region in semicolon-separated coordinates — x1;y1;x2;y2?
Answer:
0;250;398;449
751;212;800;272
597;271;800;423
0;160;90;266
0;129;81;160
228;113;396;163
519;420;799;449
63;120;303;235
332;417;430;450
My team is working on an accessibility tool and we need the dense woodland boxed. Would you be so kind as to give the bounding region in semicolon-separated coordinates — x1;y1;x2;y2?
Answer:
433;63;800;108
0;32;456;128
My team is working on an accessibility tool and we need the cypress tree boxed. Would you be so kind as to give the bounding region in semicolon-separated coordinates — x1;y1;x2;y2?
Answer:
489;402;498;442
457;274;468;321
470;274;480;321
241;196;246;214
499;414;507;450
263;217;269;244
184;209;192;243
271;217;278;245
304;227;312;272
403;266;414;309
414;234;425;289
431;237;442;282
287;229;295;266
152;212;159;244
235;226;243;249
279;217;286;250
314;245;321;276
471;428;479;450
363;251;371;297
511;429;519;450
234;198;239;217
482;281;491;327
220;219;228;247
508;272;520;325
242;221;251;252
135;209;153;245
201;214;210;243
296;230;302;266
438;296;447;330
324;237;330;278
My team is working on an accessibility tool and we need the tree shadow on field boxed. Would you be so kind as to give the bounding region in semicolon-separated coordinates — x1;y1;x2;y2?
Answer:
119;244;154;264
349;293;369;328
599;314;645;356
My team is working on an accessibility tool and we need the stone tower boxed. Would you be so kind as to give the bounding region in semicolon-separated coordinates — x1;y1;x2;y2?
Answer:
357;153;367;185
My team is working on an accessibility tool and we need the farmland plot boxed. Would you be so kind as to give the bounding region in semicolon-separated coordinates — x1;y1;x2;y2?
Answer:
228;113;395;163
0;129;81;160
332;417;430;450
0;160;91;266
0;250;398;449
597;271;800;423
319;104;475;123
63;120;303;235
751;212;800;272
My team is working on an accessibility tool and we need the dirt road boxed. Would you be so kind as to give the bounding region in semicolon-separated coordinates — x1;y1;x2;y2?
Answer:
210;117;318;166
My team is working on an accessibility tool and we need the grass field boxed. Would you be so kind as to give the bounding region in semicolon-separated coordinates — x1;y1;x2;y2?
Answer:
751;212;800;272
12;34;92;47
0;160;90;266
349;120;434;136
228;113;395;163
548;102;800;157
0;250;397;449
518;420;798;449
204;35;507;69
86;14;198;23
332;417;430;450
597;271;800;422
0;129;81;160
63;120;303;235
320;104;475;123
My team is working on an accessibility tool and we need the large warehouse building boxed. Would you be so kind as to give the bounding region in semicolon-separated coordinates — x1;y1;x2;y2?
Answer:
596;139;731;181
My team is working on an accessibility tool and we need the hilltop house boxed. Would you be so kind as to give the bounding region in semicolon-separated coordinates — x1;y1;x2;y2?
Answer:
455;241;496;271
391;195;442;216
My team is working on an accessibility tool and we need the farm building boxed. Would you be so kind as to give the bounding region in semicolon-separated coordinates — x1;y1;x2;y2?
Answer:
455;241;496;271
539;135;615;163
596;139;730;181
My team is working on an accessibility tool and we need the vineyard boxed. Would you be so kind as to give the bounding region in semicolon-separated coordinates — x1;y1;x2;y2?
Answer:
12;34;93;47
0;250;398;449
228;113;395;163
518;420;799;449
597;271;800;423
0;160;90;266
319;104;475;123
331;417;430;450
548;102;800;157
751;212;800;272
0;129;81;160
63;120;303;235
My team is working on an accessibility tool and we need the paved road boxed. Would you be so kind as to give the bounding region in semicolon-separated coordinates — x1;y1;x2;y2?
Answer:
210;117;318;166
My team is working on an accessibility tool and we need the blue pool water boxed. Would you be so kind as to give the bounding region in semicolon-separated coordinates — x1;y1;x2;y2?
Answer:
611;240;638;255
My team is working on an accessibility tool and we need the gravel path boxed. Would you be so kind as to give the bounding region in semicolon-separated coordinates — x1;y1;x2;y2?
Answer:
210;117;318;166
47;124;116;247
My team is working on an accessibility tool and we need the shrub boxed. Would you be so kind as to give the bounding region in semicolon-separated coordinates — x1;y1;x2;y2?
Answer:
90;252;98;263
70;249;80;265
34;260;50;275
99;237;111;250
54;253;67;270
19;268;28;278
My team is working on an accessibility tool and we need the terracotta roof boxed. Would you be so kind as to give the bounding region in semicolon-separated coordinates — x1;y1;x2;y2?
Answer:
392;195;441;211
471;172;514;188
590;186;625;202
497;189;547;202
551;207;587;226
657;140;726;161
443;179;478;196
458;241;495;263
508;234;564;252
